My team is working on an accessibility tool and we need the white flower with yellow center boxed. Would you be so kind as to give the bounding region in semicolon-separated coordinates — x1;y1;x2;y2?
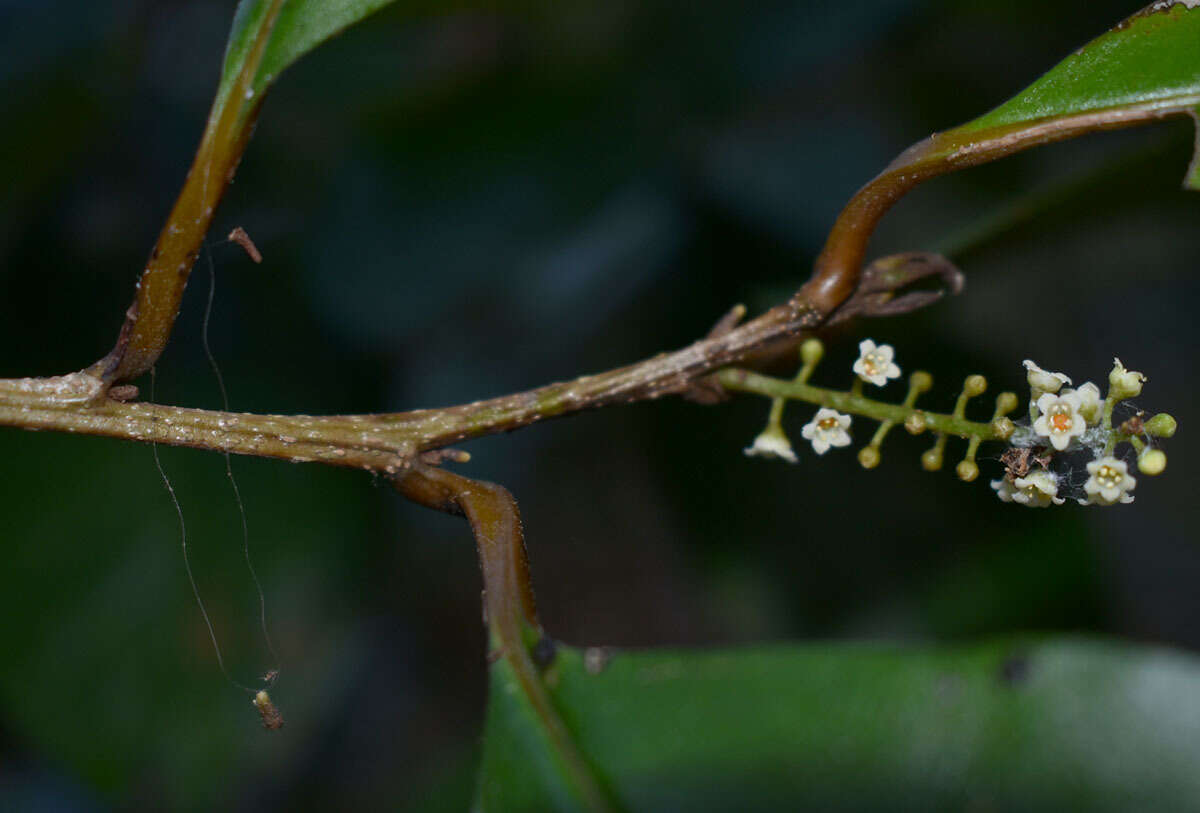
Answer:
800;408;852;455
991;470;1064;507
1032;390;1087;451
1080;456;1136;505
852;340;901;387
743;428;798;463
1022;360;1071;394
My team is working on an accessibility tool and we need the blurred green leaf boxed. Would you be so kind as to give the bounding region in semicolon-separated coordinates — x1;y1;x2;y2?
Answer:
0;429;376;808
480;639;1200;811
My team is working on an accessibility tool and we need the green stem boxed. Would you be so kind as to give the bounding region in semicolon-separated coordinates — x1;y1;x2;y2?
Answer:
766;397;787;432
717;368;1004;441
963;435;983;466
869;421;894;448
1101;393;1118;456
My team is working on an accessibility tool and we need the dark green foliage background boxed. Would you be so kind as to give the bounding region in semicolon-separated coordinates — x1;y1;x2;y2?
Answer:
0;0;1197;809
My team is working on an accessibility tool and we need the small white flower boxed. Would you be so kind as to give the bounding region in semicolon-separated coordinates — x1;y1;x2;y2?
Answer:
743;428;797;463
1032;391;1087;451
992;470;1064;507
1068;382;1102;425
852;340;901;387
800;408;852;455
1023;360;1071;394
991;478;1018;503
1109;357;1145;400
1012;470;1065;507
1080;456;1136;505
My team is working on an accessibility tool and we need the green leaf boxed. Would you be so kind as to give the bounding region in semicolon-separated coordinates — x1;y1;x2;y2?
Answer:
964;2;1200;134
216;0;398;112
954;1;1200;189
480;639;1200;811
917;0;1200;188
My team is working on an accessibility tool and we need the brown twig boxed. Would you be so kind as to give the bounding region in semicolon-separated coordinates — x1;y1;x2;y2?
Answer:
807;100;1200;310
5;6;1199;481
393;465;615;811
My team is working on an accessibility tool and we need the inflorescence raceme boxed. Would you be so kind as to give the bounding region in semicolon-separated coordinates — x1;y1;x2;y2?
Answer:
727;339;1176;508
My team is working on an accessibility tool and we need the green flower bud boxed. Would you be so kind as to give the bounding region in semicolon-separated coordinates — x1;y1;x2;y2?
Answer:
1138;449;1167;476
800;338;824;366
1143;413;1177;438
1108;357;1145;400
858;446;881;469
995;392;1019;416
909;371;933;394
921;448;943;471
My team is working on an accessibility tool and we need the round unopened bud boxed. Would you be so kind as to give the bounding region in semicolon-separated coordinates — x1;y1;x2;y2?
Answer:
909;371;933;394
990;417;1015;440
956;460;979;482
1108;357;1145;400
921;448;943;471
963;375;987;398
858;446;881;469
904;412;928;435
1143;413;1177;438
800;338;824;365
1138;449;1167;475
995;392;1019;416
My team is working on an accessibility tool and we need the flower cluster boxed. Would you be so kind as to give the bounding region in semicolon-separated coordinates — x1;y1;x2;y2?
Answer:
737;338;1173;511
989;358;1167;508
1023;361;1101;451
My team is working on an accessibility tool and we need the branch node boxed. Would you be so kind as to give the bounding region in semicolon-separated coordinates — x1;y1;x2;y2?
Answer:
826;252;964;326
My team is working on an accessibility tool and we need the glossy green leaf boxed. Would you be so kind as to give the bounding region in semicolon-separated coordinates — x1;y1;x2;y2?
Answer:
940;1;1200;185
480;639;1200;811
965;2;1200;132
216;0;397;112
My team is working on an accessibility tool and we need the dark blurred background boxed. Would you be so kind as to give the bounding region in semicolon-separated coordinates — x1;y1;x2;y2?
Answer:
1;0;1197;809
